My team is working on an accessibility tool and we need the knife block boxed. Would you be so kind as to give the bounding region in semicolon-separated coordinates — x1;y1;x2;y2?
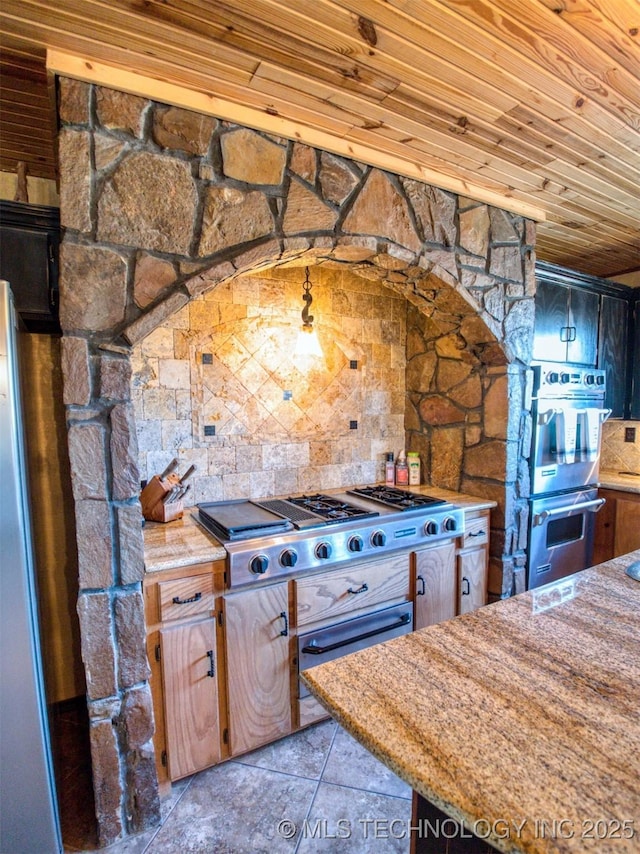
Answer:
140;474;184;523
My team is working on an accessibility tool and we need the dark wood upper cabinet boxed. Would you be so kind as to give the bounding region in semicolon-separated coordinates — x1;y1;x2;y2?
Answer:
0;201;60;333
534;262;635;419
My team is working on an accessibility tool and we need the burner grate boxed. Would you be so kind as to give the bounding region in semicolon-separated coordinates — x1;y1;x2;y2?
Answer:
286;493;379;522
348;486;448;510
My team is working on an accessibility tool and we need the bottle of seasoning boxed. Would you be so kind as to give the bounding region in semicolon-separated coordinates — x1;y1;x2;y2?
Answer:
395;451;409;486
407;452;421;485
385;452;395;486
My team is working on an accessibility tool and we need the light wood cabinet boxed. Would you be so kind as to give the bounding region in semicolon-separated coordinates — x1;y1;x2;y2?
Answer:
223;582;291;756
160;618;221;780
143;561;226;786
413;541;457;629
457;510;489;615
594;488;640;564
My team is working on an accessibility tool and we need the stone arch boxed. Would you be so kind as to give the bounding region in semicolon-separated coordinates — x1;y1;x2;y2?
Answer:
57;77;535;846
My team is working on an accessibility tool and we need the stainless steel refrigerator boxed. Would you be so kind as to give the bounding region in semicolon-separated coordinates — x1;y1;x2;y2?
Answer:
0;279;62;853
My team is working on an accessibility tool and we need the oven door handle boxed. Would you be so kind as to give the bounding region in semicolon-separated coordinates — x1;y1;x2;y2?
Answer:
301;612;412;655
533;497;606;527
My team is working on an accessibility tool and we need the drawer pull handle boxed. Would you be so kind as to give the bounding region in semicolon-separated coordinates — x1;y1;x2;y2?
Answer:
301;613;412;655
416;575;426;596
469;530;486;538
461;577;470;596
279;611;289;637
206;649;215;678
172;591;202;605
347;582;369;595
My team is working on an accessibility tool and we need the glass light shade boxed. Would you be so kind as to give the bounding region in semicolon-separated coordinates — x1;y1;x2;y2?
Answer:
295;325;323;357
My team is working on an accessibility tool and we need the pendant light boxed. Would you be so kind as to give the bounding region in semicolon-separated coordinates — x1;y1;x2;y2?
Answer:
295;267;322;357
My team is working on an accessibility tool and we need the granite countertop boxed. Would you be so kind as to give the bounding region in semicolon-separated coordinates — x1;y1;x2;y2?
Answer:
302;550;640;853
143;512;226;572
143;486;497;572
599;469;640;494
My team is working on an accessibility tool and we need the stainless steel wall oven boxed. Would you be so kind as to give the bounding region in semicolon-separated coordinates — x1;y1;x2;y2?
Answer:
527;362;610;589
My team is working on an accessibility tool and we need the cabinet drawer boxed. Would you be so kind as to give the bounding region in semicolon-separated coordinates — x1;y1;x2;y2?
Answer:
158;574;215;622
460;513;489;550
295;553;410;628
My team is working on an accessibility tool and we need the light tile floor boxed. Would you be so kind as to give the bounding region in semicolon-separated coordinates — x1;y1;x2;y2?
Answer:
67;719;412;854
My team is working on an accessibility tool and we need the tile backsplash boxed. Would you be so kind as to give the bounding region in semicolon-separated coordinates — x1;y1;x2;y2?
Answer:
601;420;640;473
131;266;407;503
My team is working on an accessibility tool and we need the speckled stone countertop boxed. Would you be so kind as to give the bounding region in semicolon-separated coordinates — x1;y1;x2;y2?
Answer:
302;551;640;853
143;486;496;572
599;469;640;494
143;513;226;572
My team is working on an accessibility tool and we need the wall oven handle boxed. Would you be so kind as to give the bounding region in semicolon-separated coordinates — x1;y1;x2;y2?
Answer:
301;613;412;655
533;497;606;527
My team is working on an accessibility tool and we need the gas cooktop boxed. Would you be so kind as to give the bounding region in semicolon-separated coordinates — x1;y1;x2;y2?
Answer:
197;486;465;588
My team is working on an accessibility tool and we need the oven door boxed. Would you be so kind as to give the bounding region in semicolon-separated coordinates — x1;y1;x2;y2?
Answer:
297;602;413;698
531;397;611;495
527;488;605;590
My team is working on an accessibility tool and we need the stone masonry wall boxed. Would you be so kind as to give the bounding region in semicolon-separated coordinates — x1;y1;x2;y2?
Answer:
132;265;407;500
56;76;535;846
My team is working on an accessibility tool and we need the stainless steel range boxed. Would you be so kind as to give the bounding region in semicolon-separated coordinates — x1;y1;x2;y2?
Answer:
198;486;464;588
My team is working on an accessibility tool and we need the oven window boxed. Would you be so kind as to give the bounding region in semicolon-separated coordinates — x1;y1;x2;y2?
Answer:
547;514;584;548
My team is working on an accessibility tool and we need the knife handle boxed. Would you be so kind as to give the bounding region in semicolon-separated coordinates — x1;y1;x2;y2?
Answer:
160;457;179;479
179;464;196;483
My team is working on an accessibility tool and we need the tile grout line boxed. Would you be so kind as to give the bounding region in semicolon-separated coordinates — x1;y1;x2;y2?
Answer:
293;722;340;854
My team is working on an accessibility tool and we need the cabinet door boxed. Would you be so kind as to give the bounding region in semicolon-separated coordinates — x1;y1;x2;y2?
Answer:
160;618;220;780
458;549;488;615
224;583;291;755
598;295;629;417
614;497;640;557
414;542;456;629
566;287;599;366
632;295;640;420
533;279;570;362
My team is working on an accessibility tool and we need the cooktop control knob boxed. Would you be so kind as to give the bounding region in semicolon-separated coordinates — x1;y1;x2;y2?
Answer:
596;375;605;385
585;373;595;385
560;372;571;384
315;541;332;560
443;516;458;533
348;535;364;553
424;520;439;536
279;549;298;568
547;371;559;384
371;530;387;548
250;554;269;574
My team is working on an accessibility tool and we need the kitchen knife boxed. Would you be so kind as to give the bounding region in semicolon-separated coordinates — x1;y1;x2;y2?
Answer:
160;457;179;479
179;464;196;483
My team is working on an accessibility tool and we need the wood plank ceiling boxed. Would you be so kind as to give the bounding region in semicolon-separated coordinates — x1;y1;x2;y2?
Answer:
0;0;638;280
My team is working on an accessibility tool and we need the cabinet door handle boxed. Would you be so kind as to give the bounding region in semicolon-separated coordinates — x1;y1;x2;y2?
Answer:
461;577;470;596
416;575;426;596
279;611;289;637
469;530;486;538
172;591;202;605
206;649;215;677
560;326;570;342
347;582;369;595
